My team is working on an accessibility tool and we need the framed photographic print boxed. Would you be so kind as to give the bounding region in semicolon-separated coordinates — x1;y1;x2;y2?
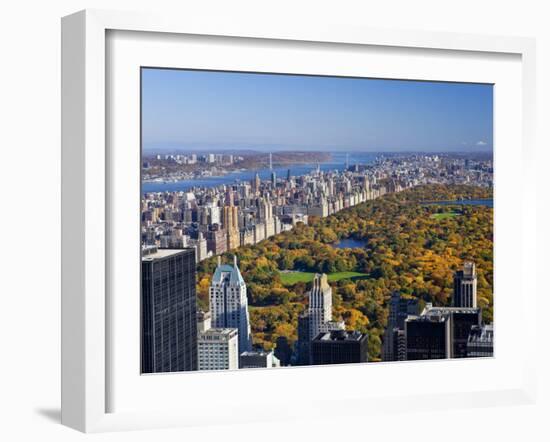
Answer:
61;9;537;433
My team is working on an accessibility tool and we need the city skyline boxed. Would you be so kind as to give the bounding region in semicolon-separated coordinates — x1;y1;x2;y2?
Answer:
142;68;493;153
140;69;494;373
140;151;494;371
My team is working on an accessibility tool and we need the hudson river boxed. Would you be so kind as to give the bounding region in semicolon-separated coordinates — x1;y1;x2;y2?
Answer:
142;152;377;194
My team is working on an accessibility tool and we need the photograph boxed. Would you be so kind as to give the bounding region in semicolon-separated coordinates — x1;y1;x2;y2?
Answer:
140;68;494;373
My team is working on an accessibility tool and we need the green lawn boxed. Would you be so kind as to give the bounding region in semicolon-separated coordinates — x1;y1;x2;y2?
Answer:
430;212;460;220
278;270;368;285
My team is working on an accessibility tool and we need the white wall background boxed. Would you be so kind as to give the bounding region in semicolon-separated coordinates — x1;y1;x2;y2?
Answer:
0;1;547;441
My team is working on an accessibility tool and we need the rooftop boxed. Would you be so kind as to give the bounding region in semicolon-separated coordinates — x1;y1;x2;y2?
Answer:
240;350;273;357
141;246;193;261
468;324;494;344
211;255;245;286
422;304;480;316
198;328;238;340
456;261;477;278
313;330;365;342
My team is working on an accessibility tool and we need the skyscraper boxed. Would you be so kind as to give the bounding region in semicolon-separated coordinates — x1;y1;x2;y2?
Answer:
296;312;311;365
405;303;481;360
307;273;333;340
405;310;451;360
141;246;198;373
311;330;368;365
382;291;419;361
209;255;252;354
448;308;482;358
252;172;261;194
453;261;478;308
296;273;343;365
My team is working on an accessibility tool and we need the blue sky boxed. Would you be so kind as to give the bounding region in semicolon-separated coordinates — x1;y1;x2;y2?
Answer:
141;68;493;152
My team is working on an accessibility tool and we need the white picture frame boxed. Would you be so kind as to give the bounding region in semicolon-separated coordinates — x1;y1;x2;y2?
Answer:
61;9;537;433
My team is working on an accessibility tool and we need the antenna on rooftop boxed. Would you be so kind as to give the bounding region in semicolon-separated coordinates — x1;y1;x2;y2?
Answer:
217;255;221;267
233;254;238;267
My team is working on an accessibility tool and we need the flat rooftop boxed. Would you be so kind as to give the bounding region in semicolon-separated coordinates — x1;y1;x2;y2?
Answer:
240;350;272;357
141;246;193;261
198;328;238;340
424;306;480;315
313;330;364;342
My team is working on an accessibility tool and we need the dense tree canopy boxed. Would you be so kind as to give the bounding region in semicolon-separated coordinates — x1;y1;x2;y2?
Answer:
197;184;493;362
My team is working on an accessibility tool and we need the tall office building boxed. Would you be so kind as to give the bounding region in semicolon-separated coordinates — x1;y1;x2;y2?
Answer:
405;310;451;360
198;328;239;371
252;172;261;194
141;247;197;373
307;273;333;340
405;303;481;360
447;308;482;357
453;261;478;308
392;328;407;361
296;273;343;365
382;291;419;361
296;312;311;365
311;330;368;365
209;255;252;354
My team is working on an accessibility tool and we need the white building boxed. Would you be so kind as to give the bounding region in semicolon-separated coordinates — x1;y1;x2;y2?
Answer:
307;273;335;340
198;328;239;371
197;310;212;333
209;255;252;353
189;232;208;263
453;261;478;308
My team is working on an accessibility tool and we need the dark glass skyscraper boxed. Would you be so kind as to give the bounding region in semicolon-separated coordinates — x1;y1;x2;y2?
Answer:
450;308;482;358
311;330;368;365
405;304;481;360
383;291;419;361
296;312;311;365
405;312;451;360
141;247;198;373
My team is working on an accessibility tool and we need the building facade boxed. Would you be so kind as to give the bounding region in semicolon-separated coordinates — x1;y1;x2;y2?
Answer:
296;312;311;365
239;350;281;369
197;310;212;333
405;304;482;360
296;273;345;365
405;311;451;360
209;255;252;354
453;261;478;308
307;273;334;340
467;324;494;357
141;247;198;373
382;291;419;361
310;330;368;365
198;328;239;371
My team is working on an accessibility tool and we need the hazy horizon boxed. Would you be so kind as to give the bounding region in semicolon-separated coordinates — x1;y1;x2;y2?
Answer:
142;68;493;154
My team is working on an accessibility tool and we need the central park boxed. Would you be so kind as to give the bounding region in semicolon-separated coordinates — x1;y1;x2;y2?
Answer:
196;184;493;362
